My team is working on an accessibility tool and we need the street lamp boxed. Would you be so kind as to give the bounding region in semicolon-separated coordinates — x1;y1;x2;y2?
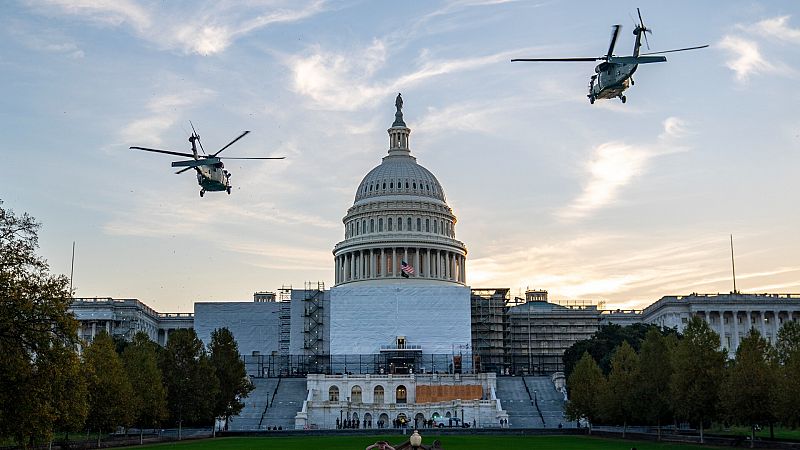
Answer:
410;429;422;449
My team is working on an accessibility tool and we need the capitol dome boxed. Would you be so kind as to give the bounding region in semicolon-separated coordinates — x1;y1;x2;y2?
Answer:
333;95;467;286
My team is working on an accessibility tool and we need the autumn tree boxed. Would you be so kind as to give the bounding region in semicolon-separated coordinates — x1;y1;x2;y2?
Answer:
670;316;726;443
122;332;167;443
209;328;254;431
160;329;219;437
638;327;675;439
775;321;800;427
603;341;640;437
83;331;134;445
720;329;778;447
0;201;86;448
565;352;606;432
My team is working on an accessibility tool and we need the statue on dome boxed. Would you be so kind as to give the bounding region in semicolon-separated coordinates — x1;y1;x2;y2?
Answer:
395;93;403;113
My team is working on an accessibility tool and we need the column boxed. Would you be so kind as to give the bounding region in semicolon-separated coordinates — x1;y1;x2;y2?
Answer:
760;311;767;337
719;311;726;350
91;322;97;339
773;311;780;342
732;311;740;352
746;310;752;332
445;252;451;280
380;248;386;277
370;250;375;279
414;248;420;278
404;247;408;269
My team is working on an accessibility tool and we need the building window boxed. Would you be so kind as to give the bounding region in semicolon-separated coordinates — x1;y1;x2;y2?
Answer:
383;182;386;189
425;219;430;232
374;386;384;404
362;220;366;234
397;217;402;231
416;218;421;231
356;222;360;235
433;220;438;234
379;218;383;232
396;385;407;404
388;218;393;231
370;219;375;233
352;385;363;403
408;218;413;230
329;386;339;402
413;182;417;189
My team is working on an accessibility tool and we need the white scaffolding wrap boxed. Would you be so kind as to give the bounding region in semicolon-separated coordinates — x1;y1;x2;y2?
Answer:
329;285;472;355
194;302;281;356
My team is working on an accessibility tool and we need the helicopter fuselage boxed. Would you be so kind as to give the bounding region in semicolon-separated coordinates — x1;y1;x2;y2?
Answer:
196;163;231;195
589;62;637;102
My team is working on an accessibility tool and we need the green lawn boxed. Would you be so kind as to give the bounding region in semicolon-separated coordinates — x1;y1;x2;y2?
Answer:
135;435;716;450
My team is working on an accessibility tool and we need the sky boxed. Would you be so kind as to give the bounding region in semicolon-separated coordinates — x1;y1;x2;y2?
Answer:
2;0;799;313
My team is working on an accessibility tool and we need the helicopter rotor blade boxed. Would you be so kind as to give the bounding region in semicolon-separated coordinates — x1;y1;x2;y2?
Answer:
607;24;621;59
190;121;206;155
217;156;287;160
174;166;198;175
212;130;251;157
640;44;709;55
511;57;600;62
637;8;650;50
130;146;196;158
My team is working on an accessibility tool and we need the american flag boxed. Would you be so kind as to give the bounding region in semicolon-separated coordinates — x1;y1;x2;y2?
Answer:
400;260;414;278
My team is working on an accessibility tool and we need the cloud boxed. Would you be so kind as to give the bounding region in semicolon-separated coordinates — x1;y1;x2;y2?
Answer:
718;35;775;83
120;88;216;146
556;117;689;221
286;41;523;111
751;15;800;44
29;0;326;55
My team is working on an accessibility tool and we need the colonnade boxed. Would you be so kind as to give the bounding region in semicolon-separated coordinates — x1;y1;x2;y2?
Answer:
335;247;465;284
694;309;800;353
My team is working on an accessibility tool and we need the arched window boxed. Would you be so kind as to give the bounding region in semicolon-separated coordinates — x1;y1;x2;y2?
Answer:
433;220;438;234
426;184;430;191
370;219;375;233
383;182;386;189
374;385;384;404
440;220;444;235
405;181;409;189
397;217;402;231
352;385;363;403
416;218;421;231
362;220;366;234
390;182;394;189
329;386;339;402
408;218;412;230
370;184;373;191
378;218;383;232
396;385;407;404
413;182;417;189
356;222;360;235
425;219;430;232
388;218;393;231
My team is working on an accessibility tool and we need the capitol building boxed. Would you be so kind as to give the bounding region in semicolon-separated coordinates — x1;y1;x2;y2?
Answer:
70;95;800;430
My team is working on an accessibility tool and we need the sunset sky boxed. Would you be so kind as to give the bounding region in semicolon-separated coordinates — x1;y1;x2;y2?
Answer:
2;0;799;312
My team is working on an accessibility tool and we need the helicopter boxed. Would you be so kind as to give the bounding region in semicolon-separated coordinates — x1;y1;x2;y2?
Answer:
511;9;708;104
130;125;285;197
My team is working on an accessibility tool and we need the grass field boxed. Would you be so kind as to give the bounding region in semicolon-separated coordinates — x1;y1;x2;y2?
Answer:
134;435;714;450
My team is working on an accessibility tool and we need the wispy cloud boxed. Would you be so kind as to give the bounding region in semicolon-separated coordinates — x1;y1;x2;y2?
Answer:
556;117;689;221
286;42;522;111
29;0;326;55
751;15;800;44
120;88;216;146
718;35;775;83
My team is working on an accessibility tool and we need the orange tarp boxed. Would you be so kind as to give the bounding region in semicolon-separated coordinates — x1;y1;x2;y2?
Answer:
415;385;483;403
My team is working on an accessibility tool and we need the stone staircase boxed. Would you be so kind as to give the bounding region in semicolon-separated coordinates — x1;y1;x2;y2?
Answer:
495;377;543;428
261;378;308;430
524;376;570;428
229;378;279;430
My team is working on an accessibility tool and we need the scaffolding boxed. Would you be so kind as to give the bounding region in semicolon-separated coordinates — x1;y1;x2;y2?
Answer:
278;286;292;356
303;281;326;361
470;288;508;373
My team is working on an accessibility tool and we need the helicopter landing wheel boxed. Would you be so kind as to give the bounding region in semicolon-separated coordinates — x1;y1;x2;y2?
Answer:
620;95;627;104
226;187;231;195
589;96;595;104
200;189;205;197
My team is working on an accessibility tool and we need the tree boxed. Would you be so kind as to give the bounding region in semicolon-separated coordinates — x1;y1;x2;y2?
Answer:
209;328;254;431
775;321;800;427
0;201;86;448
638;328;674;439
563;323;669;377
720;329;777;447
160;329;219;437
603;341;640;437
670;316;726;443
565;352;606;432
83;331;134;445
122;332;167;444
